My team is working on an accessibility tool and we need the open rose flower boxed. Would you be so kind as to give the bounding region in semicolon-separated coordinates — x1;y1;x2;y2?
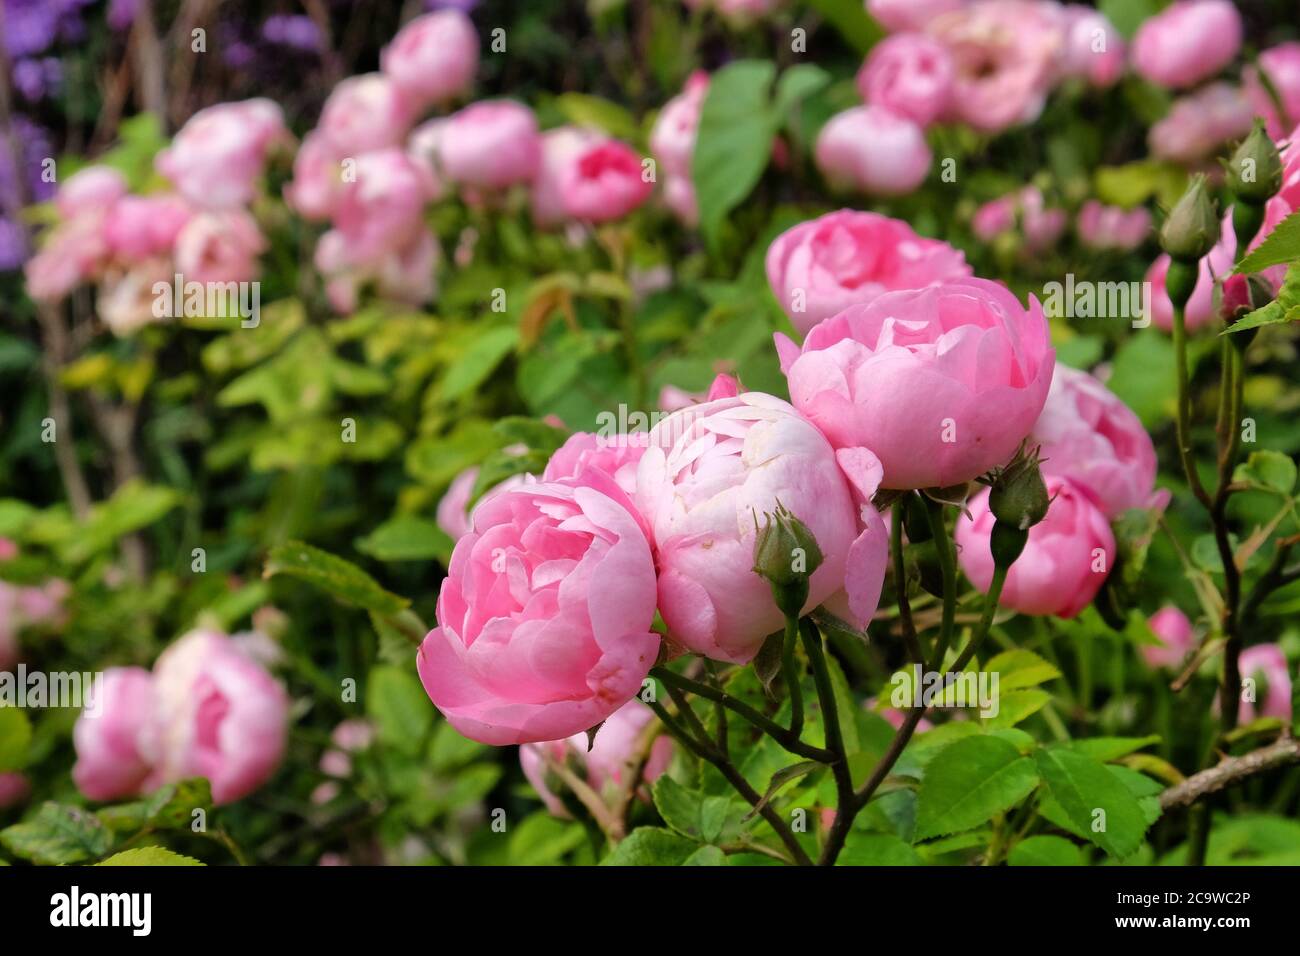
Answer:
72;667;157;801
318;74;416;153
155;98;288;209
173;209;266;285
439;99;541;190
815;105;931;198
957;476;1115;619
972;187;1067;253
1132;0;1241;91
634;392;888;663
1246;44;1300;140
1058;4;1124;88
867;0;966;33
1076;201;1150;252
776;278;1053;489
380;10;478;108
1149;83;1253;165
1143;605;1194;671
418;473;660;745
857;33;953;127
103;194;192;260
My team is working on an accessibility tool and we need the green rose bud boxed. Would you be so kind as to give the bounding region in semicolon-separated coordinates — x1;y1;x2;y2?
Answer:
1226;121;1283;206
987;446;1050;531
1160;175;1219;262
752;502;824;619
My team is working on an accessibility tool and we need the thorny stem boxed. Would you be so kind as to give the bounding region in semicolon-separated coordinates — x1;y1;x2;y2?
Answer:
800;620;856;866
923;497;958;670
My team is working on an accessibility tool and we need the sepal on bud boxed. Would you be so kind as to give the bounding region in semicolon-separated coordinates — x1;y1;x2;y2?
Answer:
1160;175;1219;262
987;445;1050;531
752;501;824;619
1226;121;1283;206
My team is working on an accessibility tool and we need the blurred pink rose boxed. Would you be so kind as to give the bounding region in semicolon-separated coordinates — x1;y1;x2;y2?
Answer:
857;33;953;127
24;215;110;302
815;105;931;197
956;476;1115;619
434;465;526;542
439;100;541;190
662;175;699;226
1238;644;1293;723
658;372;741;412
867;0;966;33
1076;201;1151;252
156;99;288;209
558;139;653;224
1143;605;1194;670
531;127;602;228
72;667;157;801
380;10;478;107
634;392;888;663
766;209;971;336
867;698;933;732
1031;363;1156;518
418;474;660;745
173;210;265;285
330;148;439;263
284;131;343;221
650;71;709;180
1058;5;1125;88
317;226;440;313
1132;0;1242;90
1149;83;1253;164
1245;44;1300;140
972;187;1066;252
55;166;127;220
0;772;30;809
103;194;191;260
318;74;416;153
96;257;173;336
776;278;1054;489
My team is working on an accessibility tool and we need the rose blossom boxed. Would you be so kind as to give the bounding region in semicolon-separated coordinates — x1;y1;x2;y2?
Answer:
317;226;441;313
1058;5;1124;88
658;372;741;412
766;209;971;335
815;105;931;197
956;476;1115;619
155;99;288;209
1143;605;1194;671
972;187;1066;252
542;431;648;496
103;193;191;260
1076;201;1151;252
24;215;110;302
531;127;602;228
776;278;1054;489
1245;44;1300;140
329;148;440;263
558;139;653;224
867;0;966;33
97;257;173;336
318;74;416;153
55;165;127;219
1030;363;1157;518
173;209;266;285
1237;645;1293;723
72;667;157;801
439;100;541;190
380;10;478;107
284;131;343;221
857;33;953;127
418;472;660;745
634;392;889;663
1149;83;1253;164
650;71;708;179
1132;0;1242;91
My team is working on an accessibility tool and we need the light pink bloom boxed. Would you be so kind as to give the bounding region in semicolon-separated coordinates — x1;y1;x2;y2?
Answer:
662;175;699;226
1076;201;1151;252
317;226;440;313
634;392;889;663
284;131;344;221
972;187;1066;252
155;99;288;209
318;74;416;153
815;105;931;197
1246;44;1300;140
658;373;741;412
0;772;29;809
1143;605;1194;670
330;148;439;264
434;466;527;542
439;100;541;190
767;209;970;336
72;667;157;801
776;278;1054;489
380;10;478;108
96;257;173;336
24;215;110;302
857;33;953;127
650;71;709;179
173;209;265;285
418;474;660;745
1238;644;1293;723
867;0;966;33
1149;83;1254;164
531;127;600;228
56;166;127;220
1058;5;1125;88
956;476;1115;619
543;431;648;497
1132;0;1242;90
867;698;933;732
558;139;653;224
103;194;192;260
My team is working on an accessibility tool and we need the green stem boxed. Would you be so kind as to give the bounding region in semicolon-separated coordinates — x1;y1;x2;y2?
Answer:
923;496;957;669
891;499;926;664
781;614;805;740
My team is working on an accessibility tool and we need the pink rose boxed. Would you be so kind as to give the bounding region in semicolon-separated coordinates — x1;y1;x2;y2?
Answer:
956;476;1115;619
0;585;18;672
317;226;440;313
1143;605;1194;671
380;10;478;108
1132;0;1242;90
662;175;699;226
318;74;416;154
418;474;660;745
543;431;648;496
72;667;157;801
558;139;653;224
1076;200;1151;252
97;257;173;336
650;71;709;179
867;0;966;33
972;187;1066;252
0;772;30;809
1246;44;1300;140
857;33;953;127
436;468;482;542
103;194;192;260
634;392;888;663
1238;644;1293;723
1149;83;1253;164
767;209;971;336
815;105;931;197
520;700;673;818
55;166;127;219
284;131;343;222
531;128;603;228
24;215;110;302
330;148;439;263
155;99;288;209
776;278;1054;489
439;100;541;190
173;209;265;285
658;372;741;412
1031;363;1156;518
1058;5;1125;88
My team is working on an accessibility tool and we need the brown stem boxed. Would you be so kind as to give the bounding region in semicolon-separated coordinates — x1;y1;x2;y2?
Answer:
1160;735;1300;811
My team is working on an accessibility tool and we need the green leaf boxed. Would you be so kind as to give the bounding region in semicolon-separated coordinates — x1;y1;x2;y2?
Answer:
1034;747;1149;859
62;481;181;563
355;516;452;563
1234;209;1300;274
555;93;640;141
506;814;586;865
693;60;777;247
97;847;203;866
142;778;213;830
805;0;883;53
601;827;700;866
984;649;1062;691
366;665;434;756
838;832;923;866
774;64;831;119
1233;450;1297;495
0;708;32;772
914;736;1039;841
263;540;409;615
982;689;1051;729
0;802;114;865
1070;736;1161;763
1224;263;1300;334
652;776;736;844
437;326;519;402
1008;834;1085;866
682;845;729;866
1104;332;1177;428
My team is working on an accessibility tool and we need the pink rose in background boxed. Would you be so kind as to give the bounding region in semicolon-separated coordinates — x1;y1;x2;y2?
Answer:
1058;5;1125;88
857;33;954;127
662;175;699;227
436;468;482;542
317;225;441;313
1238;645;1293;723
1245;44;1300;140
1143;606;1195;671
0;772;30;809
766;209;971;335
96;258;172;336
867;0;966;33
380;10;478;108
439;100;541;190
1149;83;1253;164
927;0;1061;134
634;392;888;663
284;131;343;221
972;187;1066;252
1076;201;1151;252
520;700;674;818
24;216;109;302
103;194;192;260
418;474;660;745
776;278;1054;489
72;667;157;801
1031;363;1157;518
815;105;931;197
658;372;741;412
1132;0;1242;90
156;99;288;209
532;127;603;228
956;476;1115;619
651;71;709;226
329;148;440;263
867;698;933;733
558;139;653;224
55;166;127;220
318;74;416;153
173;210;266;285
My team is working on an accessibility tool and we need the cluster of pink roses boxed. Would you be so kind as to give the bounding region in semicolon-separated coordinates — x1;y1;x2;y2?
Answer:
72;628;288;805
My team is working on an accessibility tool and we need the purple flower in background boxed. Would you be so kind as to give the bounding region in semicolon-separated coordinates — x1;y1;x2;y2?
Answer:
426;0;480;11
107;0;139;31
223;40;256;69
13;57;62;101
0;117;53;270
0;217;27;271
262;15;322;52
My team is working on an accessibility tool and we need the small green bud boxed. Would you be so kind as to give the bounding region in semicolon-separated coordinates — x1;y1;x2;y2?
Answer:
989;522;1028;569
1226;121;1283;205
1160;175;1219;262
988;446;1050;531
752;502;824;618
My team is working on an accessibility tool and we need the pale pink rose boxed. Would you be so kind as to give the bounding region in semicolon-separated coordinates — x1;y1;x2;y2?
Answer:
520;700;674;818
815;105;931;197
55;166;127;220
767;209;971;336
319;749;351;778
330;148;439;263
543;431;649;497
407;118;449;188
1149;83;1254;164
72;667;157;801
658;373;741;412
1076;200;1151;252
96;257;172;336
1238;644;1293;723
439;100;541;190
155;99;288;209
148;630;289;804
1031;363;1156;518
434;466;527;542
634;392;889;663
0;772;30;809
928;0;1062;134
1132;0;1242;90
972;187;1066;252
558;139;653;224
857;33;953;127
777;278;1053;489
173;210;265;285
318;74;416;153
331;719;374;752
103;194;192;260
531;127;604;228
1143;605;1194;670
418;474;660;745
317;226;440;313
956;476;1115;619
867;0;966;33
1246;44;1300;140
650;71;709;179
380;10;478;107
24;215;110;302
1058;5;1125;88
284;131;343;221
662;175;699;226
